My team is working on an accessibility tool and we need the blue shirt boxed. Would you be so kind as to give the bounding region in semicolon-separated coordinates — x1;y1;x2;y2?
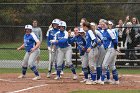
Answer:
102;29;117;49
46;28;59;47
55;30;69;48
69;35;86;56
85;30;96;49
24;32;39;52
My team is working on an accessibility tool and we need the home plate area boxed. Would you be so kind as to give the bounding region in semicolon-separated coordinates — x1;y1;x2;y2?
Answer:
0;73;140;93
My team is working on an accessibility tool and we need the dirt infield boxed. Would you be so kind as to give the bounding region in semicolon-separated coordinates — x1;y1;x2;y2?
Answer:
0;73;140;93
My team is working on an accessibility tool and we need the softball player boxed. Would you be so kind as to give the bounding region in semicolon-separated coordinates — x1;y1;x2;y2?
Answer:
90;22;106;83
32;20;42;68
17;25;41;80
46;19;62;78
100;21;119;85
82;22;97;84
68;28;88;82
51;21;77;80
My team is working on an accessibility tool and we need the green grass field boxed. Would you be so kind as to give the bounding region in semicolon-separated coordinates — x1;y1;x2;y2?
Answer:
71;90;140;93
0;41;49;60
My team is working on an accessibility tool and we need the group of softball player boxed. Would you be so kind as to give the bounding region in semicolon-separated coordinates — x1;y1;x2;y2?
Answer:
46;19;78;80
45;18;119;84
17;18;119;85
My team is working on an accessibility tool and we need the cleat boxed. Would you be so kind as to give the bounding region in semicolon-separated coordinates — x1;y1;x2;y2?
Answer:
92;81;97;85
80;79;88;83
60;71;64;75
73;74;78;80
110;80;120;85
104;79;112;84
52;71;57;75
32;76;41;80
46;73;51;78
18;75;26;79
86;80;93;85
96;80;102;84
99;81;105;85
54;76;60;80
79;71;84;76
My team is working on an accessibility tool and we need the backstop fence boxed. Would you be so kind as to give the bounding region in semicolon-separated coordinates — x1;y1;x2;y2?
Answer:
0;2;140;68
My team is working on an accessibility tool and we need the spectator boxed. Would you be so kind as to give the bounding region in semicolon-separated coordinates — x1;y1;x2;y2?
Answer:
131;17;140;36
122;22;137;60
116;19;124;43
32;20;42;68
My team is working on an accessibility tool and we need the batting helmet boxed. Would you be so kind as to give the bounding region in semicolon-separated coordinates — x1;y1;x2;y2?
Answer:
25;25;32;30
52;19;60;25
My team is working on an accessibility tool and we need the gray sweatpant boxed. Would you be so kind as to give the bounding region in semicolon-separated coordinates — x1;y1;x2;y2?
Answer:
57;46;72;67
102;48;117;70
22;48;40;67
96;45;106;67
48;49;58;71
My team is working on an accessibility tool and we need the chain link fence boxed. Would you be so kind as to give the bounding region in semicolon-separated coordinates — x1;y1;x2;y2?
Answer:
0;2;140;68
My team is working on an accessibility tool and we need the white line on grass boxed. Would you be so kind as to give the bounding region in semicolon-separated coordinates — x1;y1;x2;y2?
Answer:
7;84;48;93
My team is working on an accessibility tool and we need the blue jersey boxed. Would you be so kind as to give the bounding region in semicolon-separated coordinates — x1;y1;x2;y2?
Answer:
102;29;117;49
46;28;59;47
69;35;86;56
24;32;39;52
85;30;96;49
95;30;104;47
55;30;69;48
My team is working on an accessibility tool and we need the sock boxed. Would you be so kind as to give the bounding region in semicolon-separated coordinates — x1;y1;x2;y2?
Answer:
91;70;97;81
62;62;65;71
22;67;27;75
57;66;62;77
55;63;57;71
30;66;39;76
112;69;119;81
69;64;76;74
101;69;107;81
106;69;110;80
97;67;101;80
82;68;88;79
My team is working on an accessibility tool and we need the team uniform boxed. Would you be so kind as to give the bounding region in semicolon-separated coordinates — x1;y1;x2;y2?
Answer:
84;29;98;84
46;19;60;77
69;29;89;82
94;29;106;82
52;21;77;80
101;28;119;85
18;25;41;80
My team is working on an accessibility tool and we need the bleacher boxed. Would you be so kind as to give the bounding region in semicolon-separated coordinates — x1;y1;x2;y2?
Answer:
72;42;140;68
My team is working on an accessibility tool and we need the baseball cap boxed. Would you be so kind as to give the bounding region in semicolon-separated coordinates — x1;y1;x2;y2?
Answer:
25;25;32;30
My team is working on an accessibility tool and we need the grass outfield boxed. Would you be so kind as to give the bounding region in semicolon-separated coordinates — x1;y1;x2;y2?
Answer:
0;68;140;74
0;49;49;60
70;90;140;93
0;41;49;60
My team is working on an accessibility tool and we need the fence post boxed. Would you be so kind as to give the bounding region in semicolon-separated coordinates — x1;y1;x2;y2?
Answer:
75;1;78;68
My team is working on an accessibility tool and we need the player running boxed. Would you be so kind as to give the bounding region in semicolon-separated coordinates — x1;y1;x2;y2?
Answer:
17;25;41;80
